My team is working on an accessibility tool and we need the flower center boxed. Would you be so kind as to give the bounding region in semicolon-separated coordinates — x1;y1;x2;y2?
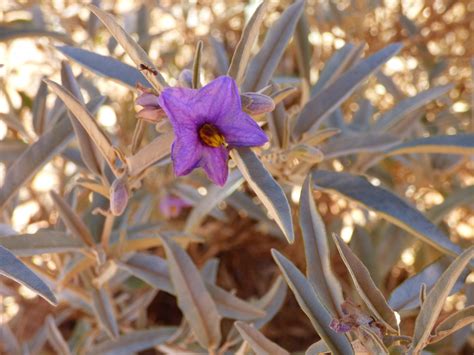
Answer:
198;123;226;147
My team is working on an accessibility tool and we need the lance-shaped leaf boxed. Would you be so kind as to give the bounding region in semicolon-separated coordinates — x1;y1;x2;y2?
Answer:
388;257;468;311
90;287;119;339
332;233;398;332
0;97;104;209
311;170;464;259
228;0;268;85
126;133;174;176
32;79;48;135
310;43;363;97
118;253;264;320
305;340;329;355
61;61;104;176
185;170;244;232
87;4;167;92
410;246;474;353
0;139;27;162
209;36;229;75
201;258;219;284
272;249;354;355
160;236;222;349
44;79;118;176
87;327;176;355
242;0;305;92
429;306;474;344
300;175;343;316
321;133;400;160
374;85;453;131
50;191;95;246
46;315;71;355
230;148;294;243
235;321;290;355
0;29;73;44
226;276;287;347
293;43;403;138
0;231;84;256
385;134;474;156
56;46;150;88
0;244;57;305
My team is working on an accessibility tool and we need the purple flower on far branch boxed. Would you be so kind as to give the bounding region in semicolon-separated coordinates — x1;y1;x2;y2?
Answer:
158;76;268;186
160;195;190;218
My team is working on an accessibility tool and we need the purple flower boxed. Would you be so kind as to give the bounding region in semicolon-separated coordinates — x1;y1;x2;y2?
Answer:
158;76;268;186
160;195;190;218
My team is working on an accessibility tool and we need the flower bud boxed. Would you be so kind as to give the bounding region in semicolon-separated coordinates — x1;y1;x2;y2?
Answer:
241;92;275;115
178;69;193;88
135;88;166;123
110;178;129;216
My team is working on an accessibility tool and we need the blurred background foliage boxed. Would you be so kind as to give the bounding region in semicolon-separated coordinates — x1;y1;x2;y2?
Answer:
0;0;473;354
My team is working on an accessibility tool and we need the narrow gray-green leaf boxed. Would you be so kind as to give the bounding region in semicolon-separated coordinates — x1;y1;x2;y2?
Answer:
192;40;203;89
57;46;150;88
231;148;294;243
119;253;264;321
430;306;474;344
0;231;84;256
410;246;474;353
126;132;174;176
311;170;464;259
375;85;453;131
160;236;222;349
385;134;474;157
294;43;403;137
88;328;176;355
90;287;119;339
209;36;229;75
0;28;73;43
300;175;343;316
61;61;104;176
305;340;330;355
332;233;398;332
201;258;219;284
271;249;354;355
50;191;95;247
88;4;167;91
0;97;104;210
0;244;57;305
44;79;118;175
32;80;48;135
321;133;400;160
46;315;71;355
185;170;243;232
228;0;268;85
388;257;468;311
0;139;27;162
235;321;289;355
310;43;362;97
242;0;305;92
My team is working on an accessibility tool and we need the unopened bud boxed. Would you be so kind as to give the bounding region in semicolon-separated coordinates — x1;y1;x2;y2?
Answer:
110;178;129;216
241;92;275;115
178;69;193;88
135;89;166;123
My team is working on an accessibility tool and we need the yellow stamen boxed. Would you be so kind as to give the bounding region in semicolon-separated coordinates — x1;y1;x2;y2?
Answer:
198;123;226;147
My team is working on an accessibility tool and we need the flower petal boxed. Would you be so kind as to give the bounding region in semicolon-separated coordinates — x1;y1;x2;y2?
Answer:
217;112;268;147
171;134;202;176
201;146;229;186
195;76;242;123
158;87;201;133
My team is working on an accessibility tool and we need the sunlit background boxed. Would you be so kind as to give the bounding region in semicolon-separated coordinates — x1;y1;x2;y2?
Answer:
0;0;473;352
